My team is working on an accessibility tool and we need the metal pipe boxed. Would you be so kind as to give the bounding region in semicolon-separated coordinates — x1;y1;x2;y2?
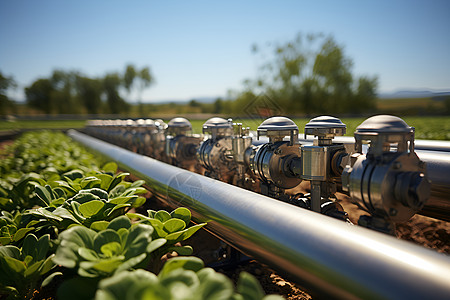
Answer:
255;135;450;221
68;130;450;299
299;135;450;152
415;150;450;221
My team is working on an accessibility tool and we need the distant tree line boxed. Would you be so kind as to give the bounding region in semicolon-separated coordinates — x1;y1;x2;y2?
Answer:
0;71;17;115
23;64;153;114
0;65;154;116
2;32;448;117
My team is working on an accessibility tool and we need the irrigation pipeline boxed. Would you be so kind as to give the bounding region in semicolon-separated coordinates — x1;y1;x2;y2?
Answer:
68;130;450;299
297;135;450;152
255;135;450;222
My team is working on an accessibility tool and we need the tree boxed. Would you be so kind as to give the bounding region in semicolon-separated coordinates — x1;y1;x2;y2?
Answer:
351;76;378;113
240;33;378;115
139;67;153;97
76;76;103;114
122;64;154;103
23;63;154;115
50;70;80;114
189;99;200;107
25;78;55;114
103;73;129;114
213;98;223;114
0;71;17;115
123;64;137;95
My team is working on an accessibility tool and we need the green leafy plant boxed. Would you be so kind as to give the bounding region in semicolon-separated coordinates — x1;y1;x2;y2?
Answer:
127;207;206;257
0;173;47;213
19;169;147;234
0;234;55;299
53;216;166;278
95;256;283;300
0;131;99;178
0;211;34;245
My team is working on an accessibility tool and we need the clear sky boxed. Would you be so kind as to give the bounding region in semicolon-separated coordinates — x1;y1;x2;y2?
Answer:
1;0;449;103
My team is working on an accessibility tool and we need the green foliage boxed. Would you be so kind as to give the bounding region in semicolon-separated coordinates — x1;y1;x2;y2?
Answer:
95;256;283;300
0;212;34;245
23;64;153;115
0;234;55;299
53;216;166;278
0;131;99;180
0;70;17;116
76;76;103;114
0;120;87;131
127;207;206;256
22;169;147;235
0;131;101;213
230;32;378;115
0;130;280;300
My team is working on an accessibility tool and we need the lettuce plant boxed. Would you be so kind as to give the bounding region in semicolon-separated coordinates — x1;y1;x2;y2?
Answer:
21;171;147;233
95;256;283;300
53;216;166;278
0;234;55;299
0;212;34;246
127;207;206;257
0;173;47;213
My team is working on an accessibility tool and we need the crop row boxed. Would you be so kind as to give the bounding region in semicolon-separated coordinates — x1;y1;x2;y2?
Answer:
0;131;281;300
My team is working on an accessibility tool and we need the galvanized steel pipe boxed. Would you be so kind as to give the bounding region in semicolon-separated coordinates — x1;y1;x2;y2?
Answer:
68;130;450;299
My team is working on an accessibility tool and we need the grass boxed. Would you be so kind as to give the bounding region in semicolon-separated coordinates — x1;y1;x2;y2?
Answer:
191;116;450;140
0;120;87;131
1;116;448;140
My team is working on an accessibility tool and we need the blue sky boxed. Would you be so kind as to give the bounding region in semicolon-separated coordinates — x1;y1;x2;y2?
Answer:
1;0;449;103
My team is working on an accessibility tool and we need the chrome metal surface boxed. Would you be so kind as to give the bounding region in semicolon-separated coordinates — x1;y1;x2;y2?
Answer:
69;130;450;299
257;116;299;144
296;136;450;153
304;115;346;140
342;116;430;224
202;117;233;140
167;117;192;136
354;115;415;155
416;150;450;221
251;142;302;189
254;134;450;221
302;116;347;212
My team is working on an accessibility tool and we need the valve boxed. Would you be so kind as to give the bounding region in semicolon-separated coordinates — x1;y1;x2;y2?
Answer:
136;119;157;157
139;119;166;159
108;119;122;145
197;117;236;181
122;119;136;150
165;117;202;169
250;116;302;200
341;115;431;233
131;119;147;153
230;122;254;188
301;116;347;212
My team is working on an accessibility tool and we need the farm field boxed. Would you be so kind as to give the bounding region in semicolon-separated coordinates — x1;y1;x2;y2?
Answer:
190;116;450;140
0;131;282;299
1;115;449;140
0;119;86;131
1;124;449;299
